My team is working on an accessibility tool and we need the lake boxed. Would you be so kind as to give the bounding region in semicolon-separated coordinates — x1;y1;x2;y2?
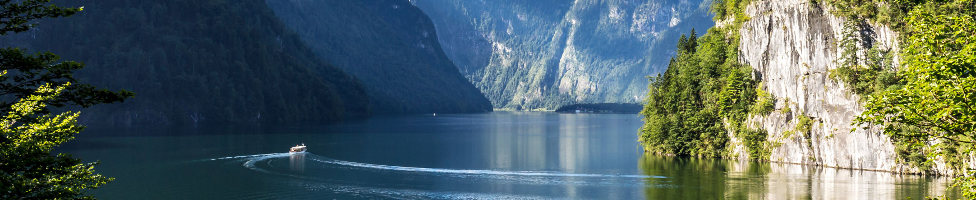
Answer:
63;112;958;199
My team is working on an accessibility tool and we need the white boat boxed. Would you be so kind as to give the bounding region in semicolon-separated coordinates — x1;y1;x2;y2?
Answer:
289;143;307;153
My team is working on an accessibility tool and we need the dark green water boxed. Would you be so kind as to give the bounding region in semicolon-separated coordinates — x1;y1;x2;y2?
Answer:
63;112;955;199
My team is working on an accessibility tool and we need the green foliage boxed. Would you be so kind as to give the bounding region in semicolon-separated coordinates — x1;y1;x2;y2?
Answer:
958;175;976;199
0;1;129;198
739;127;770;160
837;19;861;71
0;1;133;115
640;29;724;157
823;0;878;21
781;115;813;142
1;83;111;199
639;27;761;158
828;63;900;98
0;0;81;34
712;0;752;22
829;20;901;98
749;85;775;116
780;98;792;115
848;0;976;197
862;1;976;169
640;0;769;160
822;0;918;29
0;48;133;114
796;115;813;137
890;125;932;172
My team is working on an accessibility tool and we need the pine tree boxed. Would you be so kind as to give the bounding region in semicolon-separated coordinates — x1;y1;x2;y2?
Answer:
0;1;132;198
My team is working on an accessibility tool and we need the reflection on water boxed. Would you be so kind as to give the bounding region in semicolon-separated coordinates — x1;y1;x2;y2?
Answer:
480;113;632;172
289;152;305;173
639;154;960;199
63;113;958;199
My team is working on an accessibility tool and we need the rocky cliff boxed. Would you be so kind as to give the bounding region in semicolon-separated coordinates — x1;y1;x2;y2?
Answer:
411;0;714;110
726;0;963;174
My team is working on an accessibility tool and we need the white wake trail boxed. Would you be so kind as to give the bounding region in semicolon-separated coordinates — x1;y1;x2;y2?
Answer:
211;152;665;180
308;157;664;179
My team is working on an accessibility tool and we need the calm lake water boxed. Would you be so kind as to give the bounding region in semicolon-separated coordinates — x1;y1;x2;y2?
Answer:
63;112;957;199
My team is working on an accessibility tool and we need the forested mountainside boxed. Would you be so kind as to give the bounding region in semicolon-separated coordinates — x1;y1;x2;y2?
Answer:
3;0;370;126
265;0;492;114
411;0;714;110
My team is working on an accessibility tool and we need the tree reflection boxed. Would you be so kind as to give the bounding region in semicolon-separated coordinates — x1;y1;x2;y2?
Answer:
638;153;957;199
638;154;734;199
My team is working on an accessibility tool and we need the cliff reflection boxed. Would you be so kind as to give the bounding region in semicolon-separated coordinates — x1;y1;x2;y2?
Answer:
639;154;958;199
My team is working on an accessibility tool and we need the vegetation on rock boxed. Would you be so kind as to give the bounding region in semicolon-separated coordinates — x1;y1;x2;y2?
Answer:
818;0;976;197
645;6;975;198
852;2;975;198
639;0;774;160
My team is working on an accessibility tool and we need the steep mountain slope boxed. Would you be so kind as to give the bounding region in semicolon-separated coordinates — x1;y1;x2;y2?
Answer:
732;0;974;175
265;0;492;114
411;0;715;110
5;0;370;126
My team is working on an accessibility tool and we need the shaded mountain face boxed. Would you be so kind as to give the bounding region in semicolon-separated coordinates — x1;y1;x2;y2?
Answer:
5;0;370;126
265;0;492;114
411;0;715;110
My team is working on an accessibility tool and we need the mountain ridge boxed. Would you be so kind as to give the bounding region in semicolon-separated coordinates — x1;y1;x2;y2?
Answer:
412;0;715;110
4;0;371;126
265;0;493;114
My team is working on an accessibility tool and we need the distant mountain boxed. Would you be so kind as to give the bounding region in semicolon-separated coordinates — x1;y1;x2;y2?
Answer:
5;0;370;126
265;0;493;114
411;0;715;110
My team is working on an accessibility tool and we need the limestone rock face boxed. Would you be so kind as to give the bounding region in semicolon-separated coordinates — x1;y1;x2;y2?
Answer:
411;0;715;110
733;0;915;173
